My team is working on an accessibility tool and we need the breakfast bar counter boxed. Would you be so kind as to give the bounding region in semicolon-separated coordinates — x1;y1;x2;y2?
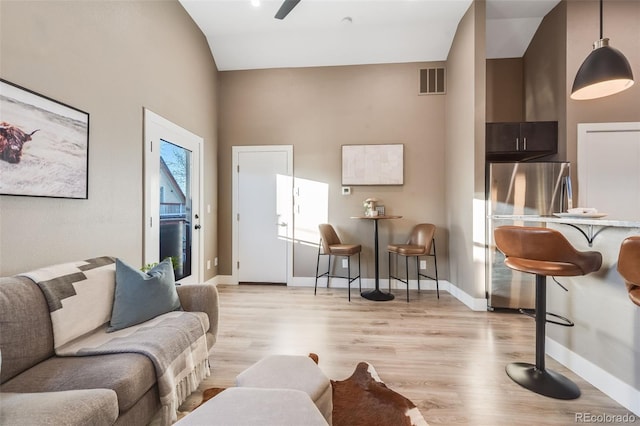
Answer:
491;214;640;228
491;214;640;246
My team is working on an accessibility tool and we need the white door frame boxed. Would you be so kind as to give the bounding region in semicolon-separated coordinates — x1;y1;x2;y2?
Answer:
143;108;204;284
232;145;293;285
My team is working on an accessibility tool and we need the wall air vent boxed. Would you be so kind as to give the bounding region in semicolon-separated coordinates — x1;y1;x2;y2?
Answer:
419;67;446;95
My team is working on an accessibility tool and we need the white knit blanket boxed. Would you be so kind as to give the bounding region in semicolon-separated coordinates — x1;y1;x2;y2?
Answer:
57;311;210;426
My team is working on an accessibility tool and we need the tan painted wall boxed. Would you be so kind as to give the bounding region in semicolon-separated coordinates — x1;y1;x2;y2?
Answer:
218;63;449;279
0;1;219;278
523;1;566;161
524;0;567;123
445;1;486;299
473;3;487;302
486;58;524;123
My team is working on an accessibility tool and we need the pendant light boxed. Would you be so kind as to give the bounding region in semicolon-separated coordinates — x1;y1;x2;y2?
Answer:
570;0;634;100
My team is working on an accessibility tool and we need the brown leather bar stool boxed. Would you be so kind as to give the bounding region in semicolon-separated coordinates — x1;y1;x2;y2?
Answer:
618;236;640;307
494;226;602;400
315;224;362;301
387;223;439;302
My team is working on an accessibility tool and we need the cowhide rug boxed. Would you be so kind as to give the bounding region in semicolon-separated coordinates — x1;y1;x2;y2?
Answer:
200;355;428;426
331;361;428;426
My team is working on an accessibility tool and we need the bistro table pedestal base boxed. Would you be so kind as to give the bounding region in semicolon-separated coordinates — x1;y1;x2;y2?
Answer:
361;289;395;301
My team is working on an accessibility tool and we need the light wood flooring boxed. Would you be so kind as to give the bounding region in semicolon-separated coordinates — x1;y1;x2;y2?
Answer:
179;284;637;425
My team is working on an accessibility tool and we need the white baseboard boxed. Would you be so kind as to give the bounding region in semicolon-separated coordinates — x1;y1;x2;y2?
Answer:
209;274;486;311
206;275;235;285
290;276;487;311
546;338;640;416
444;282;487;311
206;275;485;313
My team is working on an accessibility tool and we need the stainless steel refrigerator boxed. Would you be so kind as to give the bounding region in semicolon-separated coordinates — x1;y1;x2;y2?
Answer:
486;161;571;310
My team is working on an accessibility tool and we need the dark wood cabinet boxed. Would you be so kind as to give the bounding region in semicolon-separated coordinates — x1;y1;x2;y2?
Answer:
486;121;557;161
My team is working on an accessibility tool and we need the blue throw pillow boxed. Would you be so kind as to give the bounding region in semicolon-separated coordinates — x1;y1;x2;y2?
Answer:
107;258;181;332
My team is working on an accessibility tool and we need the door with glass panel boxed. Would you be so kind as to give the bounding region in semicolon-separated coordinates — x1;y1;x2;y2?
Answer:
144;109;202;284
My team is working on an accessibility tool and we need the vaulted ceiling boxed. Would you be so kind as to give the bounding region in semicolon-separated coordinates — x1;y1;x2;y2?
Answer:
179;0;560;71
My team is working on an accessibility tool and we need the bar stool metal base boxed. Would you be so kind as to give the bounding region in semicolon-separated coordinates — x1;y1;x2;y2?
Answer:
506;362;581;400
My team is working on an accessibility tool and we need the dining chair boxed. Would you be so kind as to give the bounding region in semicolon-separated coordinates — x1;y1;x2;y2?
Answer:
618;236;640;307
387;223;439;302
315;224;362;301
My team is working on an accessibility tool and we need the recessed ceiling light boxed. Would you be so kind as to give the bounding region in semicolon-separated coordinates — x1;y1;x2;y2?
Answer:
251;0;260;7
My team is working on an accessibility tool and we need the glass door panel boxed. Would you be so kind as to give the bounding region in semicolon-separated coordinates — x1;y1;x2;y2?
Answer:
159;140;192;281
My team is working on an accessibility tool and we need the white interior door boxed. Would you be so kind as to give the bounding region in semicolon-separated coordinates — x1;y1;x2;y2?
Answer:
233;146;293;284
144;109;203;284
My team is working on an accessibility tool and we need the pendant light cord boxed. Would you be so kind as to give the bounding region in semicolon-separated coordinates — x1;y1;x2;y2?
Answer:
599;0;603;40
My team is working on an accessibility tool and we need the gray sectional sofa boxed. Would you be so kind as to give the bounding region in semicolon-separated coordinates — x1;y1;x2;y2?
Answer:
0;257;219;426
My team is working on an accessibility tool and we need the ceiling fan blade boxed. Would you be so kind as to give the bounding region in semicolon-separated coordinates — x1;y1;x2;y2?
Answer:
274;0;301;20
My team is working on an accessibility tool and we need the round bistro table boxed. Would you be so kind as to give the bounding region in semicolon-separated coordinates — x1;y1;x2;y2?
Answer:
351;215;402;301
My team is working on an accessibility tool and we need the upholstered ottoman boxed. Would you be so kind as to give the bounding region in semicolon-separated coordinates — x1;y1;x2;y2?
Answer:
174;387;328;426
236;354;333;425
